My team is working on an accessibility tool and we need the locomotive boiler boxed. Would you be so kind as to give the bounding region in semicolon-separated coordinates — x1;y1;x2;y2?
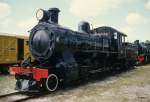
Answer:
9;8;136;92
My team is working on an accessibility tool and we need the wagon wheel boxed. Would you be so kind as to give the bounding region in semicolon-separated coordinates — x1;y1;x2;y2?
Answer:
45;73;59;92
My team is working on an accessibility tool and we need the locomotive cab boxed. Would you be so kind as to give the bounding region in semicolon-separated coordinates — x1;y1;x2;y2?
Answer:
93;26;127;53
113;31;126;55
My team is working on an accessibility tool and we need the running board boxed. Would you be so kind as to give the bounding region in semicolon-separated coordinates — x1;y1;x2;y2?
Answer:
89;67;112;74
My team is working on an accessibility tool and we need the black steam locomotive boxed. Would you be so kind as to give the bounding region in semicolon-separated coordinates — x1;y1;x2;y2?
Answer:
10;8;137;92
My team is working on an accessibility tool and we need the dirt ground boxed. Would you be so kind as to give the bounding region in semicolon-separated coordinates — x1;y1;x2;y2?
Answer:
0;65;150;102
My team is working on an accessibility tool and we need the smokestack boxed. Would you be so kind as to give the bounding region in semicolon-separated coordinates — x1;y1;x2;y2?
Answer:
134;40;139;45
48;8;60;24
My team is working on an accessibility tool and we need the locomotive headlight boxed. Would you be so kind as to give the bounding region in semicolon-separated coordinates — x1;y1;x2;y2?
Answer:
36;9;50;21
36;9;44;21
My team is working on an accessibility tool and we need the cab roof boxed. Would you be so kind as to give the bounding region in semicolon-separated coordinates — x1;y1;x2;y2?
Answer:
94;26;127;37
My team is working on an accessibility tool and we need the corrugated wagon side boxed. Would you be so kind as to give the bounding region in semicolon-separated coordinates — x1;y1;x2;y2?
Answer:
0;33;30;73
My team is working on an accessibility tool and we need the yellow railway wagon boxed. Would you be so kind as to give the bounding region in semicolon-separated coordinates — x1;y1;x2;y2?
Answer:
0;33;30;73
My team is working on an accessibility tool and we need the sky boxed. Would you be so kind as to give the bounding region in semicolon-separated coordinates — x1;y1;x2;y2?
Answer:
0;0;150;42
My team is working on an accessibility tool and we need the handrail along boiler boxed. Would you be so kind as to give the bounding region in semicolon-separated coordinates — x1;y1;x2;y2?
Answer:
9;8;136;92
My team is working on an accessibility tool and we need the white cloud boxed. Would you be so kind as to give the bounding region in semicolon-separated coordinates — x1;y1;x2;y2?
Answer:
145;0;150;10
0;2;13;34
16;18;37;32
70;0;121;17
0;18;13;28
121;24;150;42
0;2;37;34
0;2;36;35
120;25;136;41
126;13;146;25
94;24;106;28
0;2;11;18
69;0;141;17
121;12;149;41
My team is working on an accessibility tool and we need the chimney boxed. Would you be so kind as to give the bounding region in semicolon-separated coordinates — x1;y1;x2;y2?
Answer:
48;8;60;24
134;40;139;45
78;21;90;33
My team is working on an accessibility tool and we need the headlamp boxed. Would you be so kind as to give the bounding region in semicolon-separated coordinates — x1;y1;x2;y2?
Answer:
36;9;45;21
